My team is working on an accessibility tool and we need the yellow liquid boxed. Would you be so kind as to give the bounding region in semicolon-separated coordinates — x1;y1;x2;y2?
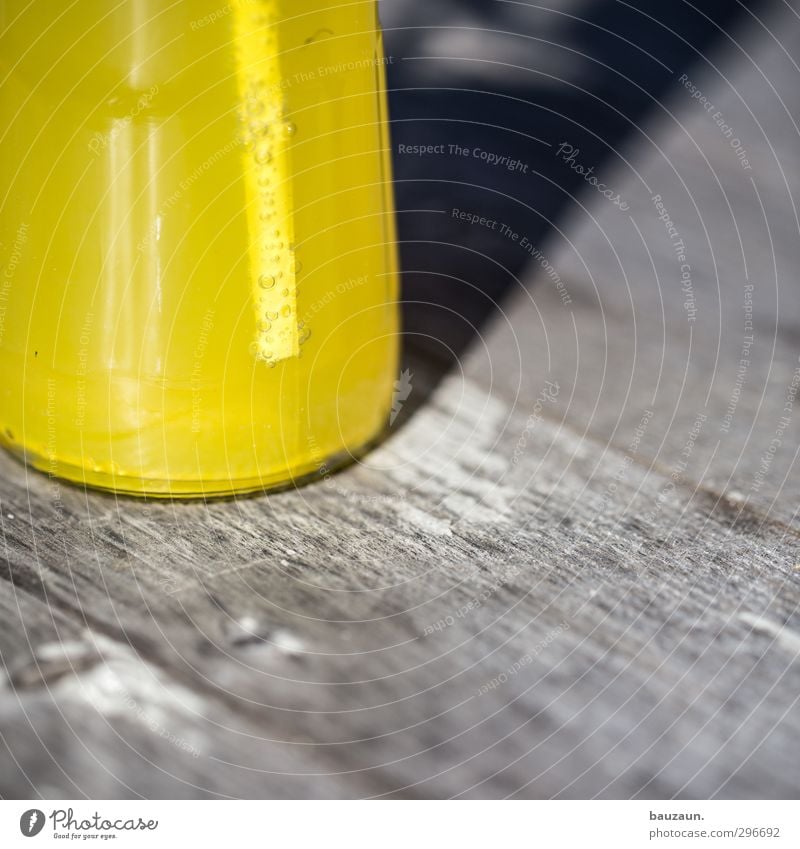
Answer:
0;1;399;496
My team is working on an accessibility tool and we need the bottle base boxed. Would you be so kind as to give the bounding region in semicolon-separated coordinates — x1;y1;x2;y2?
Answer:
0;429;387;501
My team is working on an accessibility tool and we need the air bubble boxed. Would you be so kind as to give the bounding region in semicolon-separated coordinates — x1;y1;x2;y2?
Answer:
283;122;297;138
280;305;291;318
267;310;279;321
259;275;276;290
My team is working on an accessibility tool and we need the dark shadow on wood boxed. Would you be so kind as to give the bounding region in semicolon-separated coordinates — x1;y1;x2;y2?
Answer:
381;0;773;383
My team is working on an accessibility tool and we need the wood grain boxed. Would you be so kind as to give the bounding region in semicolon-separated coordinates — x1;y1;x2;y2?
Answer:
1;1;799;800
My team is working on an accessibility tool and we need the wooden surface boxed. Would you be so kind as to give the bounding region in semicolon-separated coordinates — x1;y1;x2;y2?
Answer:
2;3;800;799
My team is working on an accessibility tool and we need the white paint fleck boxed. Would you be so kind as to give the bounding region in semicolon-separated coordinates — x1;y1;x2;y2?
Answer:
35;640;91;661
272;629;305;656
31;631;209;757
398;503;453;537
739;613;800;657
238;616;259;634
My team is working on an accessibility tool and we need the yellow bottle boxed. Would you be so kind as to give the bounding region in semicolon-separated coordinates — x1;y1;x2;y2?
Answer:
0;0;399;497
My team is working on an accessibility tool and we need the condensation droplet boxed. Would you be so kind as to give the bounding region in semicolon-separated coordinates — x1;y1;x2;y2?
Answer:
283;122;297;138
249;341;260;357
280;304;291;318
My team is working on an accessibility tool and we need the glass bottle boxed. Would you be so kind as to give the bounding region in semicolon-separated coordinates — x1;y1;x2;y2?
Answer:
0;0;399;497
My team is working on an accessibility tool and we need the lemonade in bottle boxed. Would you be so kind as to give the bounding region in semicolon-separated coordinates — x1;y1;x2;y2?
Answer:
0;0;399;496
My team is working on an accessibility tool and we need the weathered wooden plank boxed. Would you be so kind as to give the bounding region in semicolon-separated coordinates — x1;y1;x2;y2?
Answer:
1;351;798;798
1;0;799;801
478;0;800;529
